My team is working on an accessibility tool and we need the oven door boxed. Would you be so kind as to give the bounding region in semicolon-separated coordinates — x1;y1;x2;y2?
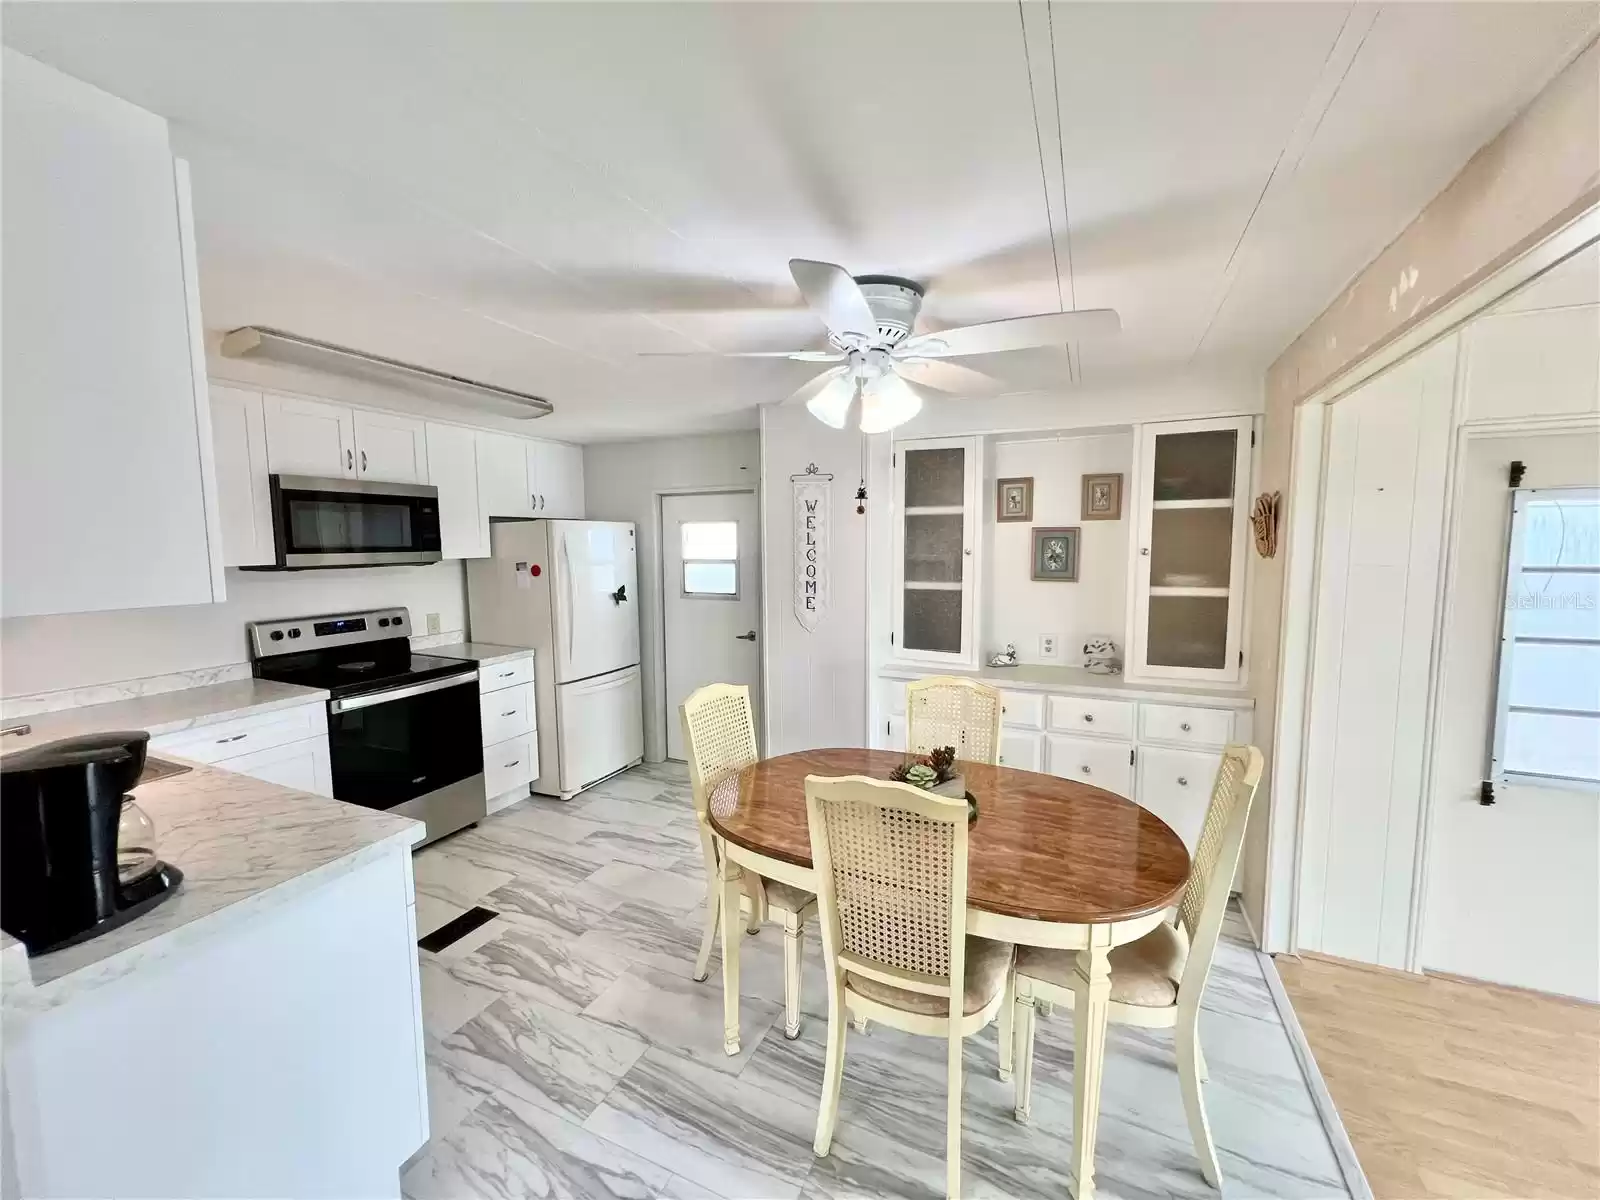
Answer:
266;475;443;568
327;674;483;816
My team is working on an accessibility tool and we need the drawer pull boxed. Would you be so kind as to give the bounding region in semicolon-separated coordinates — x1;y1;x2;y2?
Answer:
1081;765;1092;775
498;670;515;678
216;733;249;744
1180;722;1192;732
501;709;517;717
1083;714;1094;723
1178;776;1189;787
503;758;521;769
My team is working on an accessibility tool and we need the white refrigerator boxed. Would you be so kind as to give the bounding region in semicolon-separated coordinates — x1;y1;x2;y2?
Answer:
467;520;643;798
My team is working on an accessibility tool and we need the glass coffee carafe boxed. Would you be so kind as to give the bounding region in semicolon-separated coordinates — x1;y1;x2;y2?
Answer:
116;798;160;885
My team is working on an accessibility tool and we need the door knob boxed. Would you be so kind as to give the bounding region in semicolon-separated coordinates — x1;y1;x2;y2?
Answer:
736;630;757;642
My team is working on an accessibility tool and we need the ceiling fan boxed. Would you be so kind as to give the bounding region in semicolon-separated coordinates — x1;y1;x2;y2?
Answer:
646;259;1120;432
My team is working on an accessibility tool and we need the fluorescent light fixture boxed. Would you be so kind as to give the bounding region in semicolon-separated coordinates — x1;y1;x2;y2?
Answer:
220;326;554;419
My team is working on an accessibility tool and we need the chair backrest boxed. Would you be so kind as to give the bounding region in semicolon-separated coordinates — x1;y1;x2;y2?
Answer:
905;677;1002;766
679;684;758;825
1175;744;1265;1008
804;774;971;1020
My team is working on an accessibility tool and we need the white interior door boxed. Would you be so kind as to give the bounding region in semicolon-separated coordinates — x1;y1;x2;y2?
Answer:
1422;430;1600;1001
663;491;762;760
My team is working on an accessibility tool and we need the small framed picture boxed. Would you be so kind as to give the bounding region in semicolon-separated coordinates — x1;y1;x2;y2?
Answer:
1031;526;1080;582
996;477;1034;522
1081;472;1123;521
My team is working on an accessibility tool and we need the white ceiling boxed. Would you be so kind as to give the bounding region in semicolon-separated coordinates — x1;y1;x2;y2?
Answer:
5;3;1595;441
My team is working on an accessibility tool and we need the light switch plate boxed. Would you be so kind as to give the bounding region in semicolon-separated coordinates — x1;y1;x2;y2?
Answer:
426;612;441;634
1039;634;1059;659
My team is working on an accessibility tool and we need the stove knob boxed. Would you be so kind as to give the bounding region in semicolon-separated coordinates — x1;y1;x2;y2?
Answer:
269;630;284;642
287;628;302;639
377;617;390;627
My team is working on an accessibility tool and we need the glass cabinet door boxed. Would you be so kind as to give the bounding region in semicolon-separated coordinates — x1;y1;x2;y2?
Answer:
895;438;977;664
1134;418;1252;679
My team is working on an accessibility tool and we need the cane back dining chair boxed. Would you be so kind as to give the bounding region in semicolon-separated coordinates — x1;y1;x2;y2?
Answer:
905;677;1003;766
1009;744;1264;1188
805;773;1014;1199
680;683;815;1039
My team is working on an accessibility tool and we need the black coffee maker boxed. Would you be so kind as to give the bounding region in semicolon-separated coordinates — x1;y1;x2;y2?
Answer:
1;731;183;954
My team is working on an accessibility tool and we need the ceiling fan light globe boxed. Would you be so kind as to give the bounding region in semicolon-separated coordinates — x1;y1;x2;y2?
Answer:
858;372;923;434
805;375;855;429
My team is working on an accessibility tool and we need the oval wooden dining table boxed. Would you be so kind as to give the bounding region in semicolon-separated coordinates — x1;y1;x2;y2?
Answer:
709;747;1192;1200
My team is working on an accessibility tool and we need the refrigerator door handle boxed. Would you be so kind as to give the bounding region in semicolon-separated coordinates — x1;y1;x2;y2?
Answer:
561;531;576;667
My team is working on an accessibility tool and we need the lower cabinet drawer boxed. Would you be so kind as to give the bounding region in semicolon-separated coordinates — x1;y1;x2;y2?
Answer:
1138;703;1234;749
999;691;1045;730
478;655;535;693
484;733;538;798
1135;745;1221;851
1048;695;1134;740
152;702;327;765
480;684;534;746
1045;734;1132;798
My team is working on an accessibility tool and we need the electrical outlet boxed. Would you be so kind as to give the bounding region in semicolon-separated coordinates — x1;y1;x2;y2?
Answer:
1039;634;1059;659
426;612;441;634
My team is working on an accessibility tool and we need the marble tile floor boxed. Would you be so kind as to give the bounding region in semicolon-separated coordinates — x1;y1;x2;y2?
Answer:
403;761;1349;1200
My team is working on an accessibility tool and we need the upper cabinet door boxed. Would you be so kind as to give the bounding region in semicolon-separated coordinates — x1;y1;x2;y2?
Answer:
477;431;534;518
892;437;981;668
425;423;490;560
2;51;223;617
210;386;274;567
524;440;552;515
526;440;585;518
353;409;428;483
263;394;357;478
1127;415;1254;683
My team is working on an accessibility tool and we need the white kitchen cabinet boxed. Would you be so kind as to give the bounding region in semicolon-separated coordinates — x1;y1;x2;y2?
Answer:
1135;745;1219;851
998;728;1044;772
216;737;333;798
2;51;225;618
479;654;539;813
1128;416;1254;684
884;714;907;751
892;436;982;667
424;423;490;559
477;431;534;518
1046;733;1133;798
353;409;428;484
527;440;585;518
210;385;274;567
263;393;358;478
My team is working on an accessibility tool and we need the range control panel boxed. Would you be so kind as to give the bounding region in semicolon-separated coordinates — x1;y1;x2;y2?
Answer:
248;607;412;659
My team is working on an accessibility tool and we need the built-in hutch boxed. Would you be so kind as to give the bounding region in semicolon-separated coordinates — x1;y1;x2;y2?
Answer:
875;411;1258;851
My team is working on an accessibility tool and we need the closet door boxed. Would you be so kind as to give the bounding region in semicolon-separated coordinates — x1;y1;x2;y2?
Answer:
892;437;980;667
1128;416;1253;683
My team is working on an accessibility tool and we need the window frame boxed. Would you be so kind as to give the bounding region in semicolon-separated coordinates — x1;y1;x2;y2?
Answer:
1489;485;1600;792
678;519;741;600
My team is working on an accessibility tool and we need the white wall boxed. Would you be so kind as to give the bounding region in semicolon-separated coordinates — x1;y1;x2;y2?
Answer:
582;431;760;761
0;563;465;703
760;404;869;756
982;432;1133;665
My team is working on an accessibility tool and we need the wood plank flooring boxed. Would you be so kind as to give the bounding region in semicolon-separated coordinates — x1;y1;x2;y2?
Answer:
1275;952;1600;1200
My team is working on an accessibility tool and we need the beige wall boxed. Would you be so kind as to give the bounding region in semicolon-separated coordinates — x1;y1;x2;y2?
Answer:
1241;40;1600;933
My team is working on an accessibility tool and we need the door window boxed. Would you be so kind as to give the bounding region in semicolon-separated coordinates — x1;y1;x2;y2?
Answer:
681;521;739;597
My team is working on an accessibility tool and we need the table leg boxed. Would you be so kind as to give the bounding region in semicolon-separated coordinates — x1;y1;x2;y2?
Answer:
720;858;743;1056
1069;930;1112;1200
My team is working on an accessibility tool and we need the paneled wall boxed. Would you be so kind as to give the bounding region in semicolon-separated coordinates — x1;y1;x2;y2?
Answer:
759;404;869;756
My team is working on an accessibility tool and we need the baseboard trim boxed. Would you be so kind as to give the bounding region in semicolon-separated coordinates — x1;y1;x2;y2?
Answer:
1259;950;1373;1200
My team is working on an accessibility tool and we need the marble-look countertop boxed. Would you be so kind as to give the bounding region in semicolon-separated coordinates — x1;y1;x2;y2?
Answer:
0;678;329;754
428;642;535;669
2;761;422;1016
879;661;1254;709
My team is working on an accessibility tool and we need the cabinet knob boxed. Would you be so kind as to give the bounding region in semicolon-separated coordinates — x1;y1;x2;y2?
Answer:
1178;776;1189;787
1140;547;1150;556
1081;765;1092;775
1180;722;1191;732
1083;714;1094;723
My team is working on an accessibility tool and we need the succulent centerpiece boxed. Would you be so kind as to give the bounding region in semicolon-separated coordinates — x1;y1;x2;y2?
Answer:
888;745;977;821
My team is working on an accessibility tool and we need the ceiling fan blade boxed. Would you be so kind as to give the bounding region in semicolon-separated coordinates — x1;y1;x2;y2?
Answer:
793;370;855;428
893;358;1001;395
897;309;1120;358
789;259;879;343
638;348;844;361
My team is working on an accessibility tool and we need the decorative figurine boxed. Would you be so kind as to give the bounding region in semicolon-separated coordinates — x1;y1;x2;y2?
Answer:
988;643;1019;667
1083;636;1122;675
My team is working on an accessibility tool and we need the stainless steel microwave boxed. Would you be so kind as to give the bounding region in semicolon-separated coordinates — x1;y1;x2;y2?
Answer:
253;475;443;569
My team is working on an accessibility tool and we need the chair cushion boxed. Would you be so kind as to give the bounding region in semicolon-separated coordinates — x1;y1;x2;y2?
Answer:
1015;921;1188;1008
846;936;1014;1017
759;878;815;913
